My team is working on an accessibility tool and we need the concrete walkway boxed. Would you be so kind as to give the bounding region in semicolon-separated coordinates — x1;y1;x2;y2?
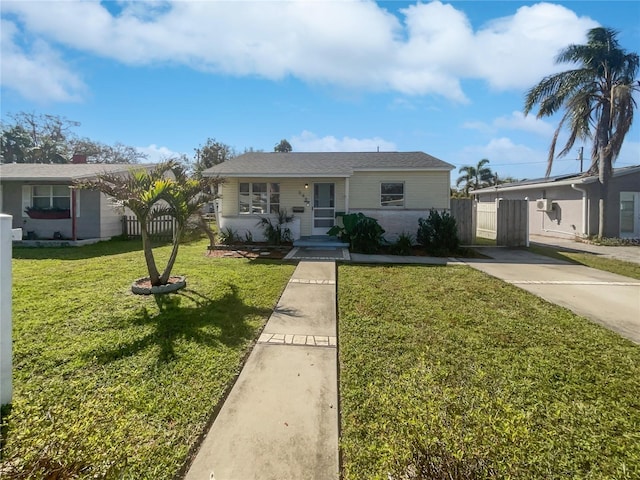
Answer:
185;261;339;480
464;248;640;344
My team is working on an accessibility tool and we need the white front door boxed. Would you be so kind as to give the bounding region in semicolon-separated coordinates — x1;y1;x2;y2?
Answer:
312;183;335;236
620;192;640;238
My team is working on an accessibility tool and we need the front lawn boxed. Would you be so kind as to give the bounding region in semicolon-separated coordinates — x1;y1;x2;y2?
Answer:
339;265;640;479
2;239;294;478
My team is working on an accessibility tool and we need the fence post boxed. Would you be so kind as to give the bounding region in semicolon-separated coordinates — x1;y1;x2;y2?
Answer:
1;214;13;405
450;198;476;245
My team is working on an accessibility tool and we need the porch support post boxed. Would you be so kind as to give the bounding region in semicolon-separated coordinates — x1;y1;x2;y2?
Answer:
345;177;350;213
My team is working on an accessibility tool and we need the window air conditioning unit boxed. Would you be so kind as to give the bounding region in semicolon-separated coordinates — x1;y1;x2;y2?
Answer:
536;198;553;212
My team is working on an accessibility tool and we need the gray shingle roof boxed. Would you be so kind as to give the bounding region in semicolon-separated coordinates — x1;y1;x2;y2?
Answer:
203;152;454;177
0;163;152;182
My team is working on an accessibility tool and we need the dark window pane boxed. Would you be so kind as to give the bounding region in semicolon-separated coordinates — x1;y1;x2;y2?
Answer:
52;197;70;209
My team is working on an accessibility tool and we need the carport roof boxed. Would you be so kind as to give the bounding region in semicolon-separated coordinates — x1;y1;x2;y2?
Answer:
202;152;454;178
471;164;640;195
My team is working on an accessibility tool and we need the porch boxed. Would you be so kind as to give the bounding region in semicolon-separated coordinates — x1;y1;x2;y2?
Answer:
287;235;350;261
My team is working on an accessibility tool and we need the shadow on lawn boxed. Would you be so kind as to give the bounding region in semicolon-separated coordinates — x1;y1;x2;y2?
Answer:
85;284;271;365
12;238;149;261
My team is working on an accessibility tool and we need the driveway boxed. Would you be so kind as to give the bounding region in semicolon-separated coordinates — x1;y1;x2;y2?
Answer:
464;248;640;344
529;234;640;265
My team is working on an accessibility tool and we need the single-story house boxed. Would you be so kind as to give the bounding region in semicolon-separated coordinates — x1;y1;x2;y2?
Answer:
471;165;640;239
203;151;455;241
0;163;149;241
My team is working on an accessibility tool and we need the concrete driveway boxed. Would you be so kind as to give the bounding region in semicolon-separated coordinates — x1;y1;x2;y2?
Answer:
529;234;640;265
464;248;640;344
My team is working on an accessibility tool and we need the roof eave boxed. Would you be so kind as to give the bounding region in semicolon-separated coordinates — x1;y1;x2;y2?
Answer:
352;166;454;172
203;172;351;178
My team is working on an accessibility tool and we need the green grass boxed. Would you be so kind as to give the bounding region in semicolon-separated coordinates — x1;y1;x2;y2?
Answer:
471;236;497;246
528;245;640;280
2;238;294;478
338;265;640;479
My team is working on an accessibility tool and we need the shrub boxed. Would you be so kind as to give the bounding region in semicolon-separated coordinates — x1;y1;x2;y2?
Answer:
218;227;241;245
257;210;294;245
328;213;385;254
416;209;460;256
389;232;414;256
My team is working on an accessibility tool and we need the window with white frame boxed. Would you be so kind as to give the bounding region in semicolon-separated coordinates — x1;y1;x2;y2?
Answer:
381;182;404;207
239;182;280;214
32;185;71;209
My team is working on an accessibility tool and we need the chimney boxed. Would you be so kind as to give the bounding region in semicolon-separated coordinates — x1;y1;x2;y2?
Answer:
72;154;87;164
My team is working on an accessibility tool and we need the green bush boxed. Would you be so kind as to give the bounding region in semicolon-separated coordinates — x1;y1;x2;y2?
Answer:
328;213;385;254
218;227;241;245
416;209;460;256
389;232;414;256
257;209;294;245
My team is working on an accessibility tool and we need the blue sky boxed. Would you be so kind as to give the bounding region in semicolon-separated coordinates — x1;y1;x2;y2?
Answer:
1;0;639;184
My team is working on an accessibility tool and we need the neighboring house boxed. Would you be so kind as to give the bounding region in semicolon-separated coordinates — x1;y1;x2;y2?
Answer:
203;151;454;241
0;163;147;241
471;165;640;239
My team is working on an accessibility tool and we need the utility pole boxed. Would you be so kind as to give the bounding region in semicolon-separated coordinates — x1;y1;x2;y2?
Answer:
578;147;584;172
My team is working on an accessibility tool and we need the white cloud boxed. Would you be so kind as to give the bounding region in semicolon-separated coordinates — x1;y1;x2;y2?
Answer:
1;1;599;102
471;3;598;90
0;19;86;102
136;144;184;163
292;130;396;152
493;111;555;136
464;111;554;136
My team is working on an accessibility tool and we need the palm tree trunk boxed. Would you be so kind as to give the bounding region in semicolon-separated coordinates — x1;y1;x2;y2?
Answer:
597;154;612;238
597;99;613;239
141;226;161;286
159;227;183;284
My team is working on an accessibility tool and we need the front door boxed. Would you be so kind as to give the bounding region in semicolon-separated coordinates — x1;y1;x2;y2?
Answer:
620;192;640;238
312;183;335;236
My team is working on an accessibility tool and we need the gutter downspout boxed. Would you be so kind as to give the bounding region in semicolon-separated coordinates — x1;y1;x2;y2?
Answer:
71;187;77;241
571;184;588;237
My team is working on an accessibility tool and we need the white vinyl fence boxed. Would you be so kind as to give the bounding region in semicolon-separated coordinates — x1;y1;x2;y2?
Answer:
1;214;14;405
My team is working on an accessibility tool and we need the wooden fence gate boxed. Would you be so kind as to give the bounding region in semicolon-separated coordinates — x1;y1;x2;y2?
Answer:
475;199;528;247
453;199;528;247
495;200;528;247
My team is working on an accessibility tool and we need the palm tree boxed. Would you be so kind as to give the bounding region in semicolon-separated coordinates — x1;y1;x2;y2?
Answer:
77;160;220;286
455;158;494;196
524;27;639;238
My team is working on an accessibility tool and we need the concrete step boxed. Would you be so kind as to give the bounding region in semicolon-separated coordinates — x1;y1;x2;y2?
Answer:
294;236;349;248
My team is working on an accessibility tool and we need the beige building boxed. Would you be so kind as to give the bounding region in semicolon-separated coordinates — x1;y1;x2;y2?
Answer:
203;152;454;242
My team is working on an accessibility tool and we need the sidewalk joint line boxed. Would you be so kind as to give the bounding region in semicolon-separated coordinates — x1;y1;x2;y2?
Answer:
258;332;337;347
289;278;336;285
